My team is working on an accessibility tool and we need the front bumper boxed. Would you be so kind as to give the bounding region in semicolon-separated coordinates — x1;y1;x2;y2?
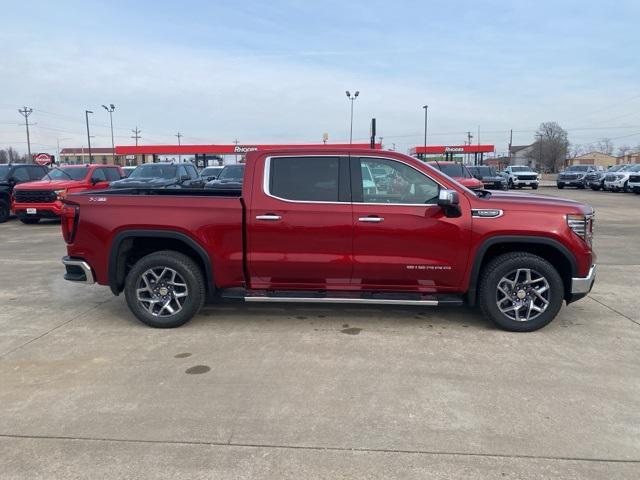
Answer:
62;256;95;283
13;200;64;218
557;178;585;187
512;178;539;186
604;179;627;189
571;264;596;296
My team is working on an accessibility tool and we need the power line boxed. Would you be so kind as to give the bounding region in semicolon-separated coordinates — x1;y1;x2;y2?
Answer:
131;127;141;146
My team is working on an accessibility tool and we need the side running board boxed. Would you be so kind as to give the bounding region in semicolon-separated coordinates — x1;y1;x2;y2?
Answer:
221;290;464;307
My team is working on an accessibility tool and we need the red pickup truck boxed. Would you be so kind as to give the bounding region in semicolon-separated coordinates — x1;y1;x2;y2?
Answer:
13;164;122;223
61;149;596;332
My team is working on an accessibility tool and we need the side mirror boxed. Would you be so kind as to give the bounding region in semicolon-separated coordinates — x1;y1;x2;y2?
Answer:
180;174;190;182
474;174;482;180
91;177;99;185
437;189;461;218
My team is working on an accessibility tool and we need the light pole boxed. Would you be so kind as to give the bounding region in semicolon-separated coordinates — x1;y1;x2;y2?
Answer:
422;105;428;160
175;132;183;163
102;104;116;164
85;110;94;164
346;90;359;144
18;107;33;162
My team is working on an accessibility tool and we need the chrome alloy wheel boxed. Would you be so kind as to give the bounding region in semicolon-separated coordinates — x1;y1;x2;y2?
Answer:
496;268;550;322
136;267;188;317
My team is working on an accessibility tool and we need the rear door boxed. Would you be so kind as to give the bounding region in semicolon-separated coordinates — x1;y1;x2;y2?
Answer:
351;156;471;292
247;155;353;290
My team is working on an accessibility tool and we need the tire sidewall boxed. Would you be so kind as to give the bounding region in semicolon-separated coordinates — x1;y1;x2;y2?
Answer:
124;252;205;328
0;199;9;223
479;254;564;332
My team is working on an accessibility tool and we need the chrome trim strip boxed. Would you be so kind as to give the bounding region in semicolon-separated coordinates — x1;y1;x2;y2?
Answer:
571;264;596;295
471;209;504;218
255;214;282;221
244;297;439;306
262;154;446;207
358;217;384;223
62;258;95;284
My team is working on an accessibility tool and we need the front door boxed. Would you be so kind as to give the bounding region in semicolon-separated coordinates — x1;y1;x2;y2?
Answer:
247;155;353;290
351;156;471;292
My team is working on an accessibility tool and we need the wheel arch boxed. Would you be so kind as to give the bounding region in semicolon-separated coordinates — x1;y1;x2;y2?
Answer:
108;230;214;297
466;236;576;306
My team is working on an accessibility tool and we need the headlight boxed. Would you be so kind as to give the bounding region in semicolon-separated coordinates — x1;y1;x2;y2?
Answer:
54;189;66;200
567;214;594;247
615;174;625;180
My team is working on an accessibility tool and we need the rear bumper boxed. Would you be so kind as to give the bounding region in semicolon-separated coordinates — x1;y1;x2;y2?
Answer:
62;256;95;283
568;264;596;303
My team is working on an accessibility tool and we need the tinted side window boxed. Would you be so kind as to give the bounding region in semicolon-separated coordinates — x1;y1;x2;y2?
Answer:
92;169;107;182
12;167;30;183
186;165;199;180
104;168;121;181
178;166;188;179
270;156;340;202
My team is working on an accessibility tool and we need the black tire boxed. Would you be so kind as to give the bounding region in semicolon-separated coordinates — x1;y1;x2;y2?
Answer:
508;179;514;189
478;252;564;332
124;250;206;328
19;217;40;224
0;199;9;223
557;183;564;189
591;185;600;191
578;184;586;189
532;184;538;190
623;181;630;193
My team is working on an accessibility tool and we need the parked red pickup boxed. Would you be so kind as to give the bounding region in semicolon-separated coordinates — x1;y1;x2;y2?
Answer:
61;149;596;332
13;164;122;223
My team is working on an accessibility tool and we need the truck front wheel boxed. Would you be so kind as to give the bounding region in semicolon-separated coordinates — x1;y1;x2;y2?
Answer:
478;252;564;332
124;250;206;328
0;199;9;223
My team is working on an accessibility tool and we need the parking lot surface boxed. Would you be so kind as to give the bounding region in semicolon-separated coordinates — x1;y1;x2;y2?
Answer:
1;189;639;479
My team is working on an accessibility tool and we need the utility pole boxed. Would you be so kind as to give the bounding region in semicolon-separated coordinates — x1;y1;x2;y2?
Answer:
131;127;141;146
346;91;359;144
508;129;513;164
422;105;428;160
85;110;94;164
18;107;33;162
102;104;116;164
234;138;239;164
175;132;183;163
466;131;473;165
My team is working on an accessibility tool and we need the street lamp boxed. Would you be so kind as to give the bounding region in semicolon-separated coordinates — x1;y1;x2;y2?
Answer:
102;104;116;164
85;110;94;164
346;90;359;144
422;105;429;160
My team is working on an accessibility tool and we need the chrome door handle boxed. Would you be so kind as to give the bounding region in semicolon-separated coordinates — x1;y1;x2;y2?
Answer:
358;216;384;223
256;214;282;221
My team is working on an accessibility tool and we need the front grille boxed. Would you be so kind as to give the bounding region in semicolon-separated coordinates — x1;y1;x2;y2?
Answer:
605;174;617;182
517;175;537;181
14;190;57;203
629;175;640;183
585;173;600;181
560;173;579;180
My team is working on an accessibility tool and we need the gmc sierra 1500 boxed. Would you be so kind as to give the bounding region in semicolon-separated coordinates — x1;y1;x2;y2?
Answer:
61;149;596;332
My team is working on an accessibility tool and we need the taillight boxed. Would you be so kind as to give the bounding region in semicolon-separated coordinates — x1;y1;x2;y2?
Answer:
61;203;79;244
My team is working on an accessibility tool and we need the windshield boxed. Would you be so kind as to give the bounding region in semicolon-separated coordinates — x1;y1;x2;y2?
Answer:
129;164;177;179
566;165;592;172
218;165;244;181
201;167;223;176
0;165;10;181
628;164;640;172
471;166;493;176
46;167;89;181
434;163;471;178
510;166;533;172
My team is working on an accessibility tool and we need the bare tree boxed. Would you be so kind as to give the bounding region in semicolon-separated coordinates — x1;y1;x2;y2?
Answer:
595;138;614;155
526;122;569;172
0;149;8;164
616;144;632;158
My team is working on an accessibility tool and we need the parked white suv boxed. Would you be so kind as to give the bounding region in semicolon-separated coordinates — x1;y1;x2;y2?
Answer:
604;163;640;192
502;166;540;189
626;165;640;194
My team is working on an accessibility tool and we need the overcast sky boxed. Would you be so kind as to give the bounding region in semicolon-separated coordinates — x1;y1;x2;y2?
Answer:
1;0;639;155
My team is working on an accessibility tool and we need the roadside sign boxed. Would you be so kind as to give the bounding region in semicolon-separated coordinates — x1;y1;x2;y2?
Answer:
34;153;54;166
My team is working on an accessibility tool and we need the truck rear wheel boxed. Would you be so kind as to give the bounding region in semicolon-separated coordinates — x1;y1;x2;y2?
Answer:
478;252;564;332
124;250;206;328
